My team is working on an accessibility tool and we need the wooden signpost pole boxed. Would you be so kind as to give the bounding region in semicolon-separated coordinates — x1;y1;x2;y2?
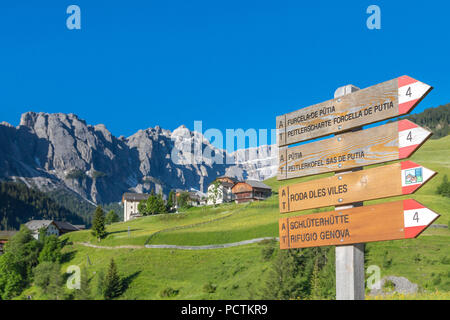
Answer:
333;85;364;300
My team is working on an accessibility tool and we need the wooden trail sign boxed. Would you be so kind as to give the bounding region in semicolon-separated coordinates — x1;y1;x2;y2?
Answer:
276;76;432;147
278;119;432;180
279;161;436;213
279;199;440;249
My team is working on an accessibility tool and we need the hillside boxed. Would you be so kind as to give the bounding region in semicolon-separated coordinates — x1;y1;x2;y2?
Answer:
40;135;450;300
0;182;87;230
396;103;449;139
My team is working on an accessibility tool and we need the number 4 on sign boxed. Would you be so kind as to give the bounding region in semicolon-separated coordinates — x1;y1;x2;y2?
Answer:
406;87;412;97
413;212;419;223
398;77;431;113
407;131;412;142
403;200;439;238
399;121;431;158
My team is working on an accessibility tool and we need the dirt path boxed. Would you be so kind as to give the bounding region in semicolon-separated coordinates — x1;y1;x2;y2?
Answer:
76;242;143;250
75;237;278;250
144;237;279;250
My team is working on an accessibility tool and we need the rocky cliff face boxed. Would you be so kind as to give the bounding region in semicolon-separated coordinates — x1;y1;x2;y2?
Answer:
0;112;277;204
231;144;278;181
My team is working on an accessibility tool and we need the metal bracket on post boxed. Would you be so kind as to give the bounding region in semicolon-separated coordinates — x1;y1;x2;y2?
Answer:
334;84;365;300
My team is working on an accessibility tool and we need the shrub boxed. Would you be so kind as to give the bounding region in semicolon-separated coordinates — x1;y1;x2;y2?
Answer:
436;174;450;197
66;169;86;180
432;275;442;286
160;287;179;298
203;282;216;294
105;210;119;225
440;256;450;265
383;280;395;292
92;171;107;179
414;253;422;263
261;245;275;261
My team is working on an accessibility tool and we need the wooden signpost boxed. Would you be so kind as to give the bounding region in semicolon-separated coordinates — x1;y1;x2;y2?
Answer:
278;120;432;180
275;76;438;300
276;76;432;147
279;199;440;249
279;161;436;213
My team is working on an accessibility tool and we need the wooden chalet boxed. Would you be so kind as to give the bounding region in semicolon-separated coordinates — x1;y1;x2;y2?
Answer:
231;180;272;204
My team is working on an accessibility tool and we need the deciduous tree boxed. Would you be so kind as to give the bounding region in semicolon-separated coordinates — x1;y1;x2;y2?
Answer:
105;210;119;225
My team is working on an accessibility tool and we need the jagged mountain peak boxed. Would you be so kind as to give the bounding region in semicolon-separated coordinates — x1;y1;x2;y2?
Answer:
20;111;86;128
0;121;13;128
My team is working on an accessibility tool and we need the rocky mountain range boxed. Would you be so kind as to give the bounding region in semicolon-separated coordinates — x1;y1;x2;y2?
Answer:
0;112;277;204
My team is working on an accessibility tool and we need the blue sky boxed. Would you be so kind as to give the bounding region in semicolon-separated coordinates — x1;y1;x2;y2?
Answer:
0;0;449;151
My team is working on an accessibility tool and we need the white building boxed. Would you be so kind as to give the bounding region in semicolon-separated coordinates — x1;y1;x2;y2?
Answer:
122;193;150;222
207;176;237;205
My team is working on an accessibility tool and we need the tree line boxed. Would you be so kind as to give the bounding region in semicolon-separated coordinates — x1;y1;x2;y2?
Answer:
0;182;86;231
136;189;194;216
398;103;450;139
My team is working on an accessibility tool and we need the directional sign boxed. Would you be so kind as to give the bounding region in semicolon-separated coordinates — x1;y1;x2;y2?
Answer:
279;199;440;249
279;161;435;213
276;76;432;147
278;119;432;180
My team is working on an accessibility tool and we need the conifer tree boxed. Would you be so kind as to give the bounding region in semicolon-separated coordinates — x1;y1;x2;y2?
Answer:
146;191;157;215
156;193;167;214
103;258;122;300
138;199;148;215
167;190;175;211
91;206;107;241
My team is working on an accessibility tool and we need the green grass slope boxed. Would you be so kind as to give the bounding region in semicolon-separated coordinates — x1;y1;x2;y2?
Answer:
55;243;272;300
57;135;450;299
